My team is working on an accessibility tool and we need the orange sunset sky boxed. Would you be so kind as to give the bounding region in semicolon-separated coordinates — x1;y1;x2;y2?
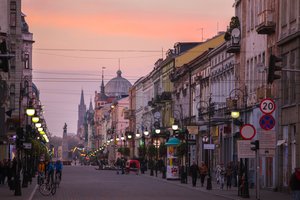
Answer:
22;0;234;137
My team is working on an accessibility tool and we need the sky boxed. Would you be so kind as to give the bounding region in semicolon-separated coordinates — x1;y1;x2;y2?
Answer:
22;0;234;137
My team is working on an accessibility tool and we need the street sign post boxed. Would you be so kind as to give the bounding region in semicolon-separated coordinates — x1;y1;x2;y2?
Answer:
240;124;256;140
260;98;276;114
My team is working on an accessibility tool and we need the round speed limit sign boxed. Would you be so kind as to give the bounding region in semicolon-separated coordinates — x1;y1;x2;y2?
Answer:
260;98;276;114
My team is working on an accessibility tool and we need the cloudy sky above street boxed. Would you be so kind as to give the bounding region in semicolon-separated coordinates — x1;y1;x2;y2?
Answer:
22;0;234;137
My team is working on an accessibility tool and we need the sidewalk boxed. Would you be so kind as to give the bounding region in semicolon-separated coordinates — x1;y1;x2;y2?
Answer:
143;171;290;200
0;177;37;200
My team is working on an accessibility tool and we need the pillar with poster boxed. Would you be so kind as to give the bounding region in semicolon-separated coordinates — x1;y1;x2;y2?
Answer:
166;137;180;180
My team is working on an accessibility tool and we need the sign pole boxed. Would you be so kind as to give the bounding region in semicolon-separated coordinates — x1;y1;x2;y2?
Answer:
256;150;260;200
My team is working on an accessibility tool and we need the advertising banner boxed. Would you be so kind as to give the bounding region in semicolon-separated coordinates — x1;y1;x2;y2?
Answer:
166;146;179;180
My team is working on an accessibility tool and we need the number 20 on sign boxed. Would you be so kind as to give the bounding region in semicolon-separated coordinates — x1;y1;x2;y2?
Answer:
260;98;276;114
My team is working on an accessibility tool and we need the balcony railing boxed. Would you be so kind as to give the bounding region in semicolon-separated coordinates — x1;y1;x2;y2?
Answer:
256;9;276;34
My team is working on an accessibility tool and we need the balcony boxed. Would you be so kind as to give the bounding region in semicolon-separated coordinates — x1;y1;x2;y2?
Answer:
256;10;276;34
160;91;172;101
226;37;240;53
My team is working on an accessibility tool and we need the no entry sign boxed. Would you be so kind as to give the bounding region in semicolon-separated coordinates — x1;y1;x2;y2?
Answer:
240;124;256;140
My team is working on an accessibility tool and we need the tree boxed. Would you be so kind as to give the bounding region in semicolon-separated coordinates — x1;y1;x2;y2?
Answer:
159;143;167;158
147;144;156;159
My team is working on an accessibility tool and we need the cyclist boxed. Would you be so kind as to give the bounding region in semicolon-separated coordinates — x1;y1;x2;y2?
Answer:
55;160;63;181
37;160;46;184
46;161;55;184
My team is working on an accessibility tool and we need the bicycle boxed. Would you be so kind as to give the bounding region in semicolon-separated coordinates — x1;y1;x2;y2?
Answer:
39;176;56;196
55;171;61;188
37;173;45;186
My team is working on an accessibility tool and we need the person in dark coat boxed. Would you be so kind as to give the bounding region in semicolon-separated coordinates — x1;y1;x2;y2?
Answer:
290;167;300;200
190;161;200;187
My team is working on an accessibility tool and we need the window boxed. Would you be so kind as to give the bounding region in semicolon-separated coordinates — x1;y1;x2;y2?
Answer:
10;84;15;109
10;12;16;27
289;0;296;21
281;0;287;26
24;54;29;69
10;1;16;10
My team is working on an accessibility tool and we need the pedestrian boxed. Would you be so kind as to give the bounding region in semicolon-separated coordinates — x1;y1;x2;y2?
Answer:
190;161;199;187
290;167;300;200
215;164;221;184
0;160;4;184
121;158;125;174
199;161;208;187
115;158;121;174
226;162;233;190
219;163;225;189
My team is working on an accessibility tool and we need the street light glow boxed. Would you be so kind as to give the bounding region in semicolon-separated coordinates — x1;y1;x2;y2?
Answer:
231;111;240;118
26;108;35;116
31;116;39;123
172;124;178;130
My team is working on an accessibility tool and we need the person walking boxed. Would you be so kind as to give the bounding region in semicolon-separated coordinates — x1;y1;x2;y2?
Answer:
190;161;200;187
226;162;233;190
199;161;208;187
219;163;226;189
290;167;300;200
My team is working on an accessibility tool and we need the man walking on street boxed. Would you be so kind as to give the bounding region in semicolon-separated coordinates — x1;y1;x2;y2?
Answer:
290;167;300;200
190;161;199;187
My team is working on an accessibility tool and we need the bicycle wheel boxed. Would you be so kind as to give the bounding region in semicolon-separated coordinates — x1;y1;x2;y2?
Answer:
39;183;52;196
51;183;56;195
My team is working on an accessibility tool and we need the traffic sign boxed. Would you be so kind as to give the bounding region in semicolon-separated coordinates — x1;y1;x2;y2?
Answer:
259;114;275;130
237;140;255;159
260;98;276;114
187;139;196;145
240;124;256;140
204;144;215;150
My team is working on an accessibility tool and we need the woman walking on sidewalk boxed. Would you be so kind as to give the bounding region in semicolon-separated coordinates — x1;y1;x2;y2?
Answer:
290;167;300;200
226;162;233;190
199;161;208;187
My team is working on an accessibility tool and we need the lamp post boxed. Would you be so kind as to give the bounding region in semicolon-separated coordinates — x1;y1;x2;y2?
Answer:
197;95;214;190
229;87;249;198
172;106;188;184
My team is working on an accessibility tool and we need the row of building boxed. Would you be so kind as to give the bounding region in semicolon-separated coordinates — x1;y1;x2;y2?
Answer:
0;0;52;163
79;0;299;192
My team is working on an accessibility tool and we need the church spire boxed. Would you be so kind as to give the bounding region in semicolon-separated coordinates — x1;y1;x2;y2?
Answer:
80;89;85;105
89;98;93;111
100;67;105;94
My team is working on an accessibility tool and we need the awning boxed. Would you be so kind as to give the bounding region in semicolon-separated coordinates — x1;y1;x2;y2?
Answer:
277;140;286;146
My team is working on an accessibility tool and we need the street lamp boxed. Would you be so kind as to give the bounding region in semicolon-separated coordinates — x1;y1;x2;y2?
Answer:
231;111;240;119
31;116;39;123
172;106;188;184
25;107;35;117
228;87;249;198
172;124;178;131
197;96;214;190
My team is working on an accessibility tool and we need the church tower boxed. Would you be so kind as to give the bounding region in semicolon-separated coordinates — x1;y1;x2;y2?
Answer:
77;89;86;138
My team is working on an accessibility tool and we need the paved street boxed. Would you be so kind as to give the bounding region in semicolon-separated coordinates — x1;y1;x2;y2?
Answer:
32;165;226;200
0;165;291;200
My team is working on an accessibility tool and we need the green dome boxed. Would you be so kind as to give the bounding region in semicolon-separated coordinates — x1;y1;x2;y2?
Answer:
166;137;180;146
